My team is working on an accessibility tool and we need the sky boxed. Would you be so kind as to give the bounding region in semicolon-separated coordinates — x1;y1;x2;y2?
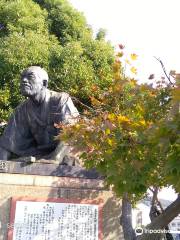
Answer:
69;0;180;82
69;0;178;201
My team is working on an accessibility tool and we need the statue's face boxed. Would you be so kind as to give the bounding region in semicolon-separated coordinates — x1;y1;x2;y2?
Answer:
20;69;45;97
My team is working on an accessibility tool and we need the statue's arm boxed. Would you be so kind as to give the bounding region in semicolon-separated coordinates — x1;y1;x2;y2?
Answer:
49;94;79;164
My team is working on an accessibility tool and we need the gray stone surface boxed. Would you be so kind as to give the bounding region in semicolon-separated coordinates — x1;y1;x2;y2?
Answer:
0;160;103;179
0;66;79;161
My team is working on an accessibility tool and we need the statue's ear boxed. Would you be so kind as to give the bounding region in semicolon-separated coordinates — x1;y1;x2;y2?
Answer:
43;79;48;88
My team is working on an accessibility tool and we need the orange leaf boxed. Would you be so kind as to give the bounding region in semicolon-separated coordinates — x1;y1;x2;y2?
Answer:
91;85;99;91
90;96;101;106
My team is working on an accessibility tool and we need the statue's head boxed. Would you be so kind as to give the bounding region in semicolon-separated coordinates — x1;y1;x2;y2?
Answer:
20;66;49;97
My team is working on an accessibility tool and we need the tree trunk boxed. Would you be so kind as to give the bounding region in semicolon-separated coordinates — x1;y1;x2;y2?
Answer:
120;193;137;240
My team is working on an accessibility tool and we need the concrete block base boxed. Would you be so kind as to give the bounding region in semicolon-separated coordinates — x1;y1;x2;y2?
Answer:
0;173;124;240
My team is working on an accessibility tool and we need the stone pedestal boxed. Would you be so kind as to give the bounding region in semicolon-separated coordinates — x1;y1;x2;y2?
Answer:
0;161;124;240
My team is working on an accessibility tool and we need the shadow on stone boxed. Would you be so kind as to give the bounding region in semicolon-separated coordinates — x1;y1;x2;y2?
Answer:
51;164;103;179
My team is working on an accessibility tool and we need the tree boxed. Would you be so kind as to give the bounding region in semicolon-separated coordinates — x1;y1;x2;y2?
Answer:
60;47;180;239
0;0;114;124
96;28;106;41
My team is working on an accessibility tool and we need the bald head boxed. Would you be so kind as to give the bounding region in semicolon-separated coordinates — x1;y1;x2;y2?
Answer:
20;66;49;101
22;66;49;82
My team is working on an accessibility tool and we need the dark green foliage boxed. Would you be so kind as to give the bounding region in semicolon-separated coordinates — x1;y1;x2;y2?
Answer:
0;0;114;121
96;28;106;40
34;0;92;45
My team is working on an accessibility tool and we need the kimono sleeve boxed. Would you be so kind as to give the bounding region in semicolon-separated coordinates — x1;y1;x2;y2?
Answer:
0;102;35;155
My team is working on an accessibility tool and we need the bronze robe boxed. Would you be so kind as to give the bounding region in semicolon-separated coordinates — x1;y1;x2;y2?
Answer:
0;90;79;157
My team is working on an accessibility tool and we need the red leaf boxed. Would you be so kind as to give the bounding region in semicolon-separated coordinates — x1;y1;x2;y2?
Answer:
118;44;125;49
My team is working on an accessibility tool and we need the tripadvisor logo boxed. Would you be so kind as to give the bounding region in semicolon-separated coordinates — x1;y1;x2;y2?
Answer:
135;227;143;235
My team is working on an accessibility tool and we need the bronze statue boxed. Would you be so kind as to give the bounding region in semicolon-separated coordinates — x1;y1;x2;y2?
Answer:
0;66;79;162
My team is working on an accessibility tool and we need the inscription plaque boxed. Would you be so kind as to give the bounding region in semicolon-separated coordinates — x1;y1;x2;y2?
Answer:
8;197;103;240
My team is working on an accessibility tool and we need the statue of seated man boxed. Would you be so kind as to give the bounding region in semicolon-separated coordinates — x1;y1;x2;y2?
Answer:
0;66;79;162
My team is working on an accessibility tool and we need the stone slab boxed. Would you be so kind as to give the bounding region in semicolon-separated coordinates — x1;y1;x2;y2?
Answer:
0;160;102;179
0;173;105;189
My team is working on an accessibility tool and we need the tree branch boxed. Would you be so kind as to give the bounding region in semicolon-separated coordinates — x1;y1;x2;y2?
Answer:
139;194;180;240
154;57;175;87
71;96;95;112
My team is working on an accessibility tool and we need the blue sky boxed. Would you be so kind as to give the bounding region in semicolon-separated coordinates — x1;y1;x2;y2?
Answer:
69;0;180;82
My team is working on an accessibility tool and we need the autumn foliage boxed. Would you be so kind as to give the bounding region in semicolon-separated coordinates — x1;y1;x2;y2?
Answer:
60;46;180;202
